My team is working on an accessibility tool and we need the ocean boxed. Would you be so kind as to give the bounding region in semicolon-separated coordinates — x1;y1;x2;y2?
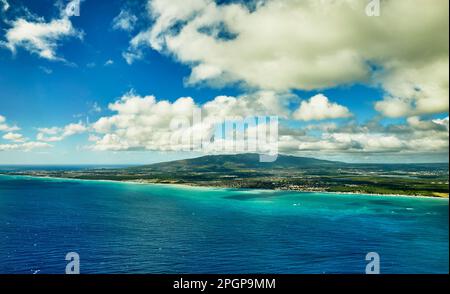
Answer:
0;174;448;274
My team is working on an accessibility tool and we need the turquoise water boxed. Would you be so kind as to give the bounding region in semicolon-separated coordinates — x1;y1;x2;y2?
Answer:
0;175;448;273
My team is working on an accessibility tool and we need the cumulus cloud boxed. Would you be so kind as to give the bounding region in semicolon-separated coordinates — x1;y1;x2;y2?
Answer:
112;9;138;31
124;0;448;117
86;90;448;160
0;115;19;132
0;115;52;151
90;92;202;151
407;116;449;132
89;90;286;151
278;116;449;157
293;94;352;121
0;0;83;61
0;141;51;152
37;122;87;142
375;60;449;117
2;132;25;143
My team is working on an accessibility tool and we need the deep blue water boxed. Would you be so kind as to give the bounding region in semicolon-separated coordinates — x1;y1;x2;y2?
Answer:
0;175;448;274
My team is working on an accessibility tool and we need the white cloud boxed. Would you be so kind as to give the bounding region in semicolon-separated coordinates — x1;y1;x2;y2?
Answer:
203;91;290;119
90;91;202;151
0;117;52;151
375;60;449;117
37;122;87;142
122;50;144;65
89;90;287;151
324;133;405;153
0;141;51;152
286;117;449;156
293;94;352;121
104;59;114;66
90;102;102;113
54;88;445;161
125;0;448;117
87;90;448;157
112;9;138;31
432;117;449;131
0;1;83;61
63;122;87;136
1;0;9;12
2;132;25;143
0;115;20;132
407;116;449;132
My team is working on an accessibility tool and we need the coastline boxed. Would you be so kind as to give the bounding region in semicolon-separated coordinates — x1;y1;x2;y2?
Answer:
1;173;448;200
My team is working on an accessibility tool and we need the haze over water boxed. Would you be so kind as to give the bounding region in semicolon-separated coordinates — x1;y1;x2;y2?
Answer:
0;174;448;274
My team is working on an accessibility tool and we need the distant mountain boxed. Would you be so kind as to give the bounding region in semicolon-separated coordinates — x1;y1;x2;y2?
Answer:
129;153;347;172
130;153;447;172
3;153;447;197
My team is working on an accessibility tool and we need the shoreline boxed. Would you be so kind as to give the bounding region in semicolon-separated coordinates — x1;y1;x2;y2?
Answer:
1;173;448;200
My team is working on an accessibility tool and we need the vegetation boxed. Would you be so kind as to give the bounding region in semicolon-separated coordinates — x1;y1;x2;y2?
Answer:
1;154;448;197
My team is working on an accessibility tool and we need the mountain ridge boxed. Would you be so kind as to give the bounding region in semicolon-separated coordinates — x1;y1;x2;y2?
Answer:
133;153;345;171
1;153;448;197
130;153;447;172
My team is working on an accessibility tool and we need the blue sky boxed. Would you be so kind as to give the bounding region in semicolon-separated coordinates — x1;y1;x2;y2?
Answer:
0;0;448;164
